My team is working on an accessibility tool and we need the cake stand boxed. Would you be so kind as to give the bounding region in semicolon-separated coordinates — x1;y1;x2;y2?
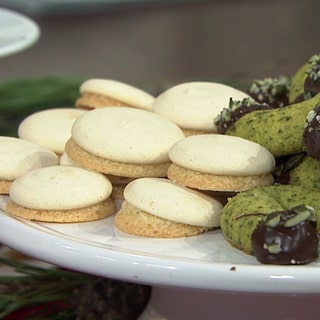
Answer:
0;7;40;58
0;195;319;320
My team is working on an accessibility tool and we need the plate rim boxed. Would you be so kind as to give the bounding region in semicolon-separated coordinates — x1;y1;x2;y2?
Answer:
0;7;40;58
0;208;319;294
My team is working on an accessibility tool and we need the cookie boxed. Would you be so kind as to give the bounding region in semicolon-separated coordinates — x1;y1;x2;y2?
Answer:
153;82;250;135
60;151;130;200
247;76;291;108
289;54;320;103
0;136;59;194
251;204;318;265
282;155;320;189
59;151;80;166
225;86;320;157
6;165;115;222
220;184;320;254
65;107;184;178
114;177;223;238
75;78;155;111
167;134;275;192
106;175;134;200
18;108;87;155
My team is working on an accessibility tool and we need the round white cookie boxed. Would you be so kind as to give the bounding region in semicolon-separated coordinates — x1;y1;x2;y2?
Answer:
169;134;275;176
71;106;185;164
78;79;155;111
167;134;275;192
123;178;222;227
18;108;87;154
153;82;250;133
0;136;59;181
9;165;112;210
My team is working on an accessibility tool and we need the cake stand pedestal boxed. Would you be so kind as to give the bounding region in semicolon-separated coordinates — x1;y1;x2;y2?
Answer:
138;286;320;320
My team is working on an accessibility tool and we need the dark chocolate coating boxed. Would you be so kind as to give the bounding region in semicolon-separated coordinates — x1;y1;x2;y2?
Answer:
216;103;273;134
304;76;320;98
303;105;320;160
252;209;319;265
247;77;291;108
272;153;305;185
249;88;289;108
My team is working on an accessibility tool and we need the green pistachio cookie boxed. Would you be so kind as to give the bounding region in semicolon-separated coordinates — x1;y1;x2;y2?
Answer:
289;54;320;103
226;92;320;157
287;155;320;189
220;185;320;254
289;62;309;103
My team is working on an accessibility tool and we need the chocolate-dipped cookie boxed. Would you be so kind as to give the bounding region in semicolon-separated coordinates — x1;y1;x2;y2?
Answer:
303;105;320;160
215;97;274;134
220;185;320;254
214;54;320;157
275;154;320;189
251;205;319;265
219;91;320;157
248;76;291;108
289;54;320;103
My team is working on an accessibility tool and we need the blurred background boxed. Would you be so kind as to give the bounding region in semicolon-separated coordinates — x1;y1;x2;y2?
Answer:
0;0;319;89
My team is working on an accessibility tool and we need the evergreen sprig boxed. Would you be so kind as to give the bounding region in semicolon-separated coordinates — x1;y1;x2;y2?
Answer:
0;257;151;319
0;257;89;319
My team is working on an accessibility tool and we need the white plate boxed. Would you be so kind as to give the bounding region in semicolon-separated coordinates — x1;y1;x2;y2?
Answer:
0;195;319;294
0;8;40;58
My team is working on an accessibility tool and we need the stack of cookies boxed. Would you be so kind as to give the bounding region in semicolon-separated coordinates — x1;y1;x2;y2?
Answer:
3;77;276;240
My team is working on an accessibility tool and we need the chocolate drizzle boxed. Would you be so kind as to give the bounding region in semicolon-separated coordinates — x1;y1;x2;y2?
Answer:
251;205;319;265
303;105;320;160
